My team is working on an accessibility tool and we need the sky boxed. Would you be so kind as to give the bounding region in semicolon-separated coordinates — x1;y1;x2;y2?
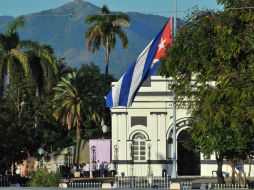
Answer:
0;0;223;18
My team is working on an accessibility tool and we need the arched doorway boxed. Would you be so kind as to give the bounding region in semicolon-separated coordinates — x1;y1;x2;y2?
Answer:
177;129;200;176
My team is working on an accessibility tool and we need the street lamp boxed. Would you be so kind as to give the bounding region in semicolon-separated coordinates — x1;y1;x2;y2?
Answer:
114;145;119;175
91;146;96;162
37;148;44;168
147;143;152;177
67;147;72;185
129;143;135;187
67;147;72;165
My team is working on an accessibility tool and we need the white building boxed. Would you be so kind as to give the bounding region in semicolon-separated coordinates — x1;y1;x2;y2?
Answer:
110;76;250;177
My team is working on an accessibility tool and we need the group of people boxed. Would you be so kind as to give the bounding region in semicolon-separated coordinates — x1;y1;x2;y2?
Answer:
57;160;116;178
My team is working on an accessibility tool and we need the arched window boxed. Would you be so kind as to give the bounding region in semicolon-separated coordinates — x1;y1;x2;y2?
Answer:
133;133;146;161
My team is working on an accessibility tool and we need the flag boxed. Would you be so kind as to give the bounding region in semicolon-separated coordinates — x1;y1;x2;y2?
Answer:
106;17;174;108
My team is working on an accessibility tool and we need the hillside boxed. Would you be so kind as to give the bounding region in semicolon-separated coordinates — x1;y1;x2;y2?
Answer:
0;0;170;78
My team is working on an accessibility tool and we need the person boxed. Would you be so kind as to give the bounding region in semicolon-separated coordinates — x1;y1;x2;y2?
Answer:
96;160;100;177
104;161;108;177
16;165;21;176
108;162;116;177
84;163;90;177
100;162;104;177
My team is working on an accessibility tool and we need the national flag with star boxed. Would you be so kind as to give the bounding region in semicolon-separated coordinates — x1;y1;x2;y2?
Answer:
106;17;174;108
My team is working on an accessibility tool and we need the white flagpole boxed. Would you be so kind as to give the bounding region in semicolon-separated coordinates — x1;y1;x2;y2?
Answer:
171;0;178;179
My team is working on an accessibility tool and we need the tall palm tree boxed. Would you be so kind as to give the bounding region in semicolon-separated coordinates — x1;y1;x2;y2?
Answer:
0;17;58;97
0;17;31;97
85;5;129;124
23;42;58;95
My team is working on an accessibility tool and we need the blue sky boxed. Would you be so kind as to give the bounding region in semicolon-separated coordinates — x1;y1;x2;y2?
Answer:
0;0;223;18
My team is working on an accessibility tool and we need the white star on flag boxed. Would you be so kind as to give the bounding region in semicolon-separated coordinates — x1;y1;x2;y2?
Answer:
158;38;166;51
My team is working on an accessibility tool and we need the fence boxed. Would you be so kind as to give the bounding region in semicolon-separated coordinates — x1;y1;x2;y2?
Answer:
0;175;9;187
115;176;171;189
69;182;102;188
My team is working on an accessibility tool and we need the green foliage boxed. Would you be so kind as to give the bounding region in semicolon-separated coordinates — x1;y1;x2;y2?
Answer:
160;7;254;183
29;168;61;187
53;71;84;141
53;63;114;141
217;0;254;8
0;17;58;97
0;75;72;174
85;5;129;123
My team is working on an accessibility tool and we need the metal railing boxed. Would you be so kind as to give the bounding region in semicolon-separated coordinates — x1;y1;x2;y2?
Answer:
69;182;102;188
0;175;9;187
115;176;171;189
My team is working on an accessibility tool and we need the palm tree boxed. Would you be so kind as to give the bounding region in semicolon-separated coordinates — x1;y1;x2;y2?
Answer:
85;5;129;123
23;42;58;95
0;17;31;97
0;17;58;97
53;71;100;163
53;72;83;141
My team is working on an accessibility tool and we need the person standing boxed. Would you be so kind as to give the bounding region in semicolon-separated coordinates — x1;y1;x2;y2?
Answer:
109;162;116;177
104;162;108;177
84;163;90;177
96;160;100;177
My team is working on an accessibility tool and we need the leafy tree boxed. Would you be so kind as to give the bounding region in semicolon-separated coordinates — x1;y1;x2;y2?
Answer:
78;63;114;139
160;8;254;183
85;5;129;123
217;0;254;8
0;78;40;173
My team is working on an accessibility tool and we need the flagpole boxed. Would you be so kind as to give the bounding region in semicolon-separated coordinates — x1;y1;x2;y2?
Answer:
171;0;178;179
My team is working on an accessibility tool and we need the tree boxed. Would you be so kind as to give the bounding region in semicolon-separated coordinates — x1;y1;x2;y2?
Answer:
85;5;129;123
160;7;254;183
53;72;83;141
0;17;58;97
217;0;254;8
0;17;31;97
23;42;58;95
78;63;115;140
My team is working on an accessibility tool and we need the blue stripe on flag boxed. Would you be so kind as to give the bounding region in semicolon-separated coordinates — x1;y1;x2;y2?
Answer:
106;18;171;108
118;62;136;106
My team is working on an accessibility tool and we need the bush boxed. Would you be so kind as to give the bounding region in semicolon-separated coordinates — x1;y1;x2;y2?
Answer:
29;168;61;187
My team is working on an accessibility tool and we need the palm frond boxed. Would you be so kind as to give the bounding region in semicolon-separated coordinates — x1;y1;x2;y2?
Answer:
9;49;31;76
6;17;25;37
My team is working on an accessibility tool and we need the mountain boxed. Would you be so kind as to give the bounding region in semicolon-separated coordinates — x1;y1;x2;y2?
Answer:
0;0;170;78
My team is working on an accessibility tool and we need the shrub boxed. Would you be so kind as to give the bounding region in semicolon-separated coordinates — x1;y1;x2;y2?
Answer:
29;168;61;187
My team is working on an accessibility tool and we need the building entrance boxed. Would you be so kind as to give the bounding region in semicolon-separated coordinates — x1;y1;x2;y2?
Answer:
177;130;200;176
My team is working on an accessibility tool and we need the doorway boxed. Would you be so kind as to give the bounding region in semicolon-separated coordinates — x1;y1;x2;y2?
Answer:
177;129;200;176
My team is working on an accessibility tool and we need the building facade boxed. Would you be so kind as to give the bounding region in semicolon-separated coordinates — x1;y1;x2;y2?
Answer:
110;76;250;177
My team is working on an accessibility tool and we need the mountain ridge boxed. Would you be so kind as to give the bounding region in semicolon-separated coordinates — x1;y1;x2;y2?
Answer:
0;1;169;78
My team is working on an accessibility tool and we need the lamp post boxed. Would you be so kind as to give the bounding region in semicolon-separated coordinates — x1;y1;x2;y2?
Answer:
67;147;72;184
37;147;44;168
171;0;178;179
91;146;96;162
129;143;134;187
67;147;72;165
90;146;96;178
147;143;152;177
114;145;119;175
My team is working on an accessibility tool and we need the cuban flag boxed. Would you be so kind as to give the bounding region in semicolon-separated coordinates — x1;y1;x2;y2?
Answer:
106;17;174;108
